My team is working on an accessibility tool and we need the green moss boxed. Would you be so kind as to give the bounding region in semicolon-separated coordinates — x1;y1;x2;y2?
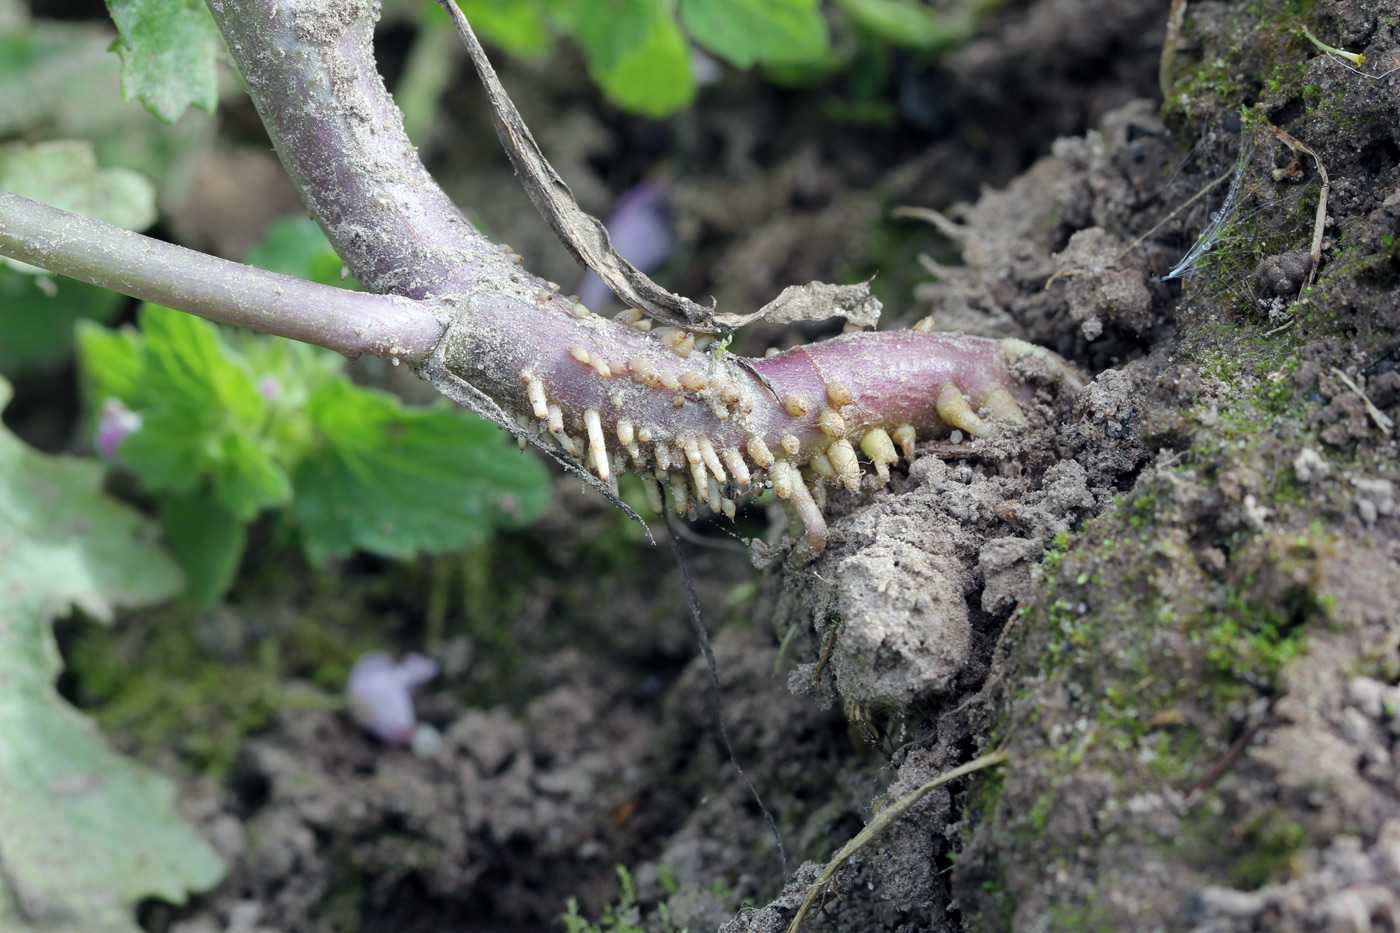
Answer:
63;602;361;778
1228;815;1307;889
1174;805;1307;891
1049;898;1118;933
1195;590;1310;686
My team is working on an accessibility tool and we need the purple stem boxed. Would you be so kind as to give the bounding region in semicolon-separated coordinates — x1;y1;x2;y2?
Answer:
0;0;1079;551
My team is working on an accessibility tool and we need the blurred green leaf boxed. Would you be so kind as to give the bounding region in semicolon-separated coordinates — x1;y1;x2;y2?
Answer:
105;0;222;122
0;268;124;374
74;319;144;406
589;8;695;117
546;0;694;116
157;487;246;607
680;0;828;67
547;0;653;71
435;0;550;57
242;216;356;289
0;374;223;932
830;0;972;50
294;378;549;564
0;12;217;203
0;20;122;137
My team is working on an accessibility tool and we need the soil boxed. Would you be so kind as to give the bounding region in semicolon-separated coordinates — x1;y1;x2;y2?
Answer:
39;0;1400;930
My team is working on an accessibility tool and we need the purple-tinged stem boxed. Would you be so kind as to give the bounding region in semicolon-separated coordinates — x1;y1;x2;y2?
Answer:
0;0;1082;554
0;190;445;362
204;0;516;301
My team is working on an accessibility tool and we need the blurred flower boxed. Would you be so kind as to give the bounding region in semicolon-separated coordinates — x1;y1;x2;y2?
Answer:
346;651;439;744
576;181;675;311
95;398;142;462
257;376;281;401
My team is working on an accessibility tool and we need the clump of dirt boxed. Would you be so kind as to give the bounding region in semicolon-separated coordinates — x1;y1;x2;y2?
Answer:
105;0;1400;930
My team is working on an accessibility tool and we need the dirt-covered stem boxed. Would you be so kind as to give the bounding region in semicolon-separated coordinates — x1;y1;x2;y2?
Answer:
0;190;445;361
1;0;1073;553
204;0;501;301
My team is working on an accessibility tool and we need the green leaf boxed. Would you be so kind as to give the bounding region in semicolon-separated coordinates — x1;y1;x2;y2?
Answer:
242;216;355;289
0;374;224;931
680;0;828;67
76;319;145;406
433;0;550;57
0;267;124;374
104;0;222;122
210;431;292;520
78;305;291;517
157;488;246;608
0;140;156;246
830;0;973;50
589;8;695;116
293;378;549;564
549;0;655;71
0;13;220;198
549;0;695;116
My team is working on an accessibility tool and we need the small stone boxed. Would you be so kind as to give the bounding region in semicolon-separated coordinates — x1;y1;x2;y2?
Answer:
1252;249;1314;297
1292;447;1330;483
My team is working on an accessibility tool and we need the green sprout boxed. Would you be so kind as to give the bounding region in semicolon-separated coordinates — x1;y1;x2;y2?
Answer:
1300;24;1365;66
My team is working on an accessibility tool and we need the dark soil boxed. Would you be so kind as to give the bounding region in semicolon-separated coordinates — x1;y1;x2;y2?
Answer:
58;0;1400;930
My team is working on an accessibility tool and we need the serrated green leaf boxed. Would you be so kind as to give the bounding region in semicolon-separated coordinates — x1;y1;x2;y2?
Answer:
0;267;124;374
210;431;291;520
680;0;828;67
79;305;287;522
156;488;246;608
0;141;156;263
76;319;145;406
0;374;224;931
105;0;222;122
294;378;549;564
137;304;265;427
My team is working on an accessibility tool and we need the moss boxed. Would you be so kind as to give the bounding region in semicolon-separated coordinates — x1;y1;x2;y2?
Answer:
63;602;361;778
1228;814;1308;889
1173;804;1308;891
959;463;1335;920
1049;898;1118;933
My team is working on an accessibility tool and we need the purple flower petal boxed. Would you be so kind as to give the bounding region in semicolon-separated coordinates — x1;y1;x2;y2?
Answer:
577;181;675;310
95;398;142;462
347;650;439;744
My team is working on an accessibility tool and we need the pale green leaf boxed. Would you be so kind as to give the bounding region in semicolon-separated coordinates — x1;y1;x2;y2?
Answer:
105;0;222;122
0;375;224;931
0;21;123;138
0;141;156;259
